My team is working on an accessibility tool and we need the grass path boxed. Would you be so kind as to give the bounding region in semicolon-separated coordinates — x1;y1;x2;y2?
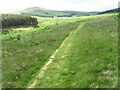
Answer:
2;21;80;88
2;14;118;88
34;16;118;88
27;23;84;88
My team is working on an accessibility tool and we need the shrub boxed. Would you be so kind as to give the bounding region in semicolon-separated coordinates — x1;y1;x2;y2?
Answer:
2;14;38;28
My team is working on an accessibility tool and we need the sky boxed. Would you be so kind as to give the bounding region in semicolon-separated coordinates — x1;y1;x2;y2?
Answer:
0;0;119;13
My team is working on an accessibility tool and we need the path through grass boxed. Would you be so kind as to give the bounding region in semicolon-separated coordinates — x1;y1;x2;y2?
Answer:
2;21;79;88
2;13;118;88
34;16;118;88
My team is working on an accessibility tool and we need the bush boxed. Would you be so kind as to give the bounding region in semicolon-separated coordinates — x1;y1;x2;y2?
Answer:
2;14;38;28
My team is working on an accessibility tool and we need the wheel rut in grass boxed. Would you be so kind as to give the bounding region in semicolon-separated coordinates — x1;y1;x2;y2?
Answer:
27;23;84;89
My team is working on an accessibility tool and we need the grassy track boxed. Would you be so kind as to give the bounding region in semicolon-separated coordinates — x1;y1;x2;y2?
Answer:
27;23;85;88
2;13;118;88
33;16;118;88
2;21;79;88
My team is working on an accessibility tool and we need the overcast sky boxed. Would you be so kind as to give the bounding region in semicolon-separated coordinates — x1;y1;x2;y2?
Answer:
0;0;119;13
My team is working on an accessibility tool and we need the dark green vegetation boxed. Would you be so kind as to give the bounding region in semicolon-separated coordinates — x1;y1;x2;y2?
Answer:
14;7;99;17
2;14;118;88
98;8;120;14
2;14;38;28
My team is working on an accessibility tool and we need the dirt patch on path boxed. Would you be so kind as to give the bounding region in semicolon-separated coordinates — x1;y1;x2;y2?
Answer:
27;23;84;89
27;30;74;89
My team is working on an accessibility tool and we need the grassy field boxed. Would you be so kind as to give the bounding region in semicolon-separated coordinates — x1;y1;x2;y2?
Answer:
2;13;118;88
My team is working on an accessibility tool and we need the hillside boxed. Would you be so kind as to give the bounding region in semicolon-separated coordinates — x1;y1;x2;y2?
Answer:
13;7;99;17
2;14;118;88
98;8;120;14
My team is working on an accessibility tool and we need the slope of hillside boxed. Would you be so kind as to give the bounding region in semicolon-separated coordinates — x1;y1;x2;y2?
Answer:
2;13;118;88
98;8;120;14
32;14;118;88
13;7;99;17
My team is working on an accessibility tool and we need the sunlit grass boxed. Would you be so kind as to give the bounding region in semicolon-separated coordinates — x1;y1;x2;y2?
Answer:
34;14;118;88
2;19;79;88
2;13;118;88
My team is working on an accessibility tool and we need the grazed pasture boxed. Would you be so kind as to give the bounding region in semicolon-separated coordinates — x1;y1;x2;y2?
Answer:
2;13;118;88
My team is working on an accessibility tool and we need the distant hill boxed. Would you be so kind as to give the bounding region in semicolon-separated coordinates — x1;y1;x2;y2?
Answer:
13;7;99;17
98;8;120;14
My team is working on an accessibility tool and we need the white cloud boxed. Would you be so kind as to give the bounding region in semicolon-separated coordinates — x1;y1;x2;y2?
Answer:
0;0;119;13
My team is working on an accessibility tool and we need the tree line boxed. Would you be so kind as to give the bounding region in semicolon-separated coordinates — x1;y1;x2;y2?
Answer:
21;13;80;18
2;14;38;28
98;8;120;14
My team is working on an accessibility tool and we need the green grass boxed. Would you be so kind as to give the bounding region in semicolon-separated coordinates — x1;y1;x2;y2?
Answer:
34;15;118;88
2;13;118;88
2;19;80;88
